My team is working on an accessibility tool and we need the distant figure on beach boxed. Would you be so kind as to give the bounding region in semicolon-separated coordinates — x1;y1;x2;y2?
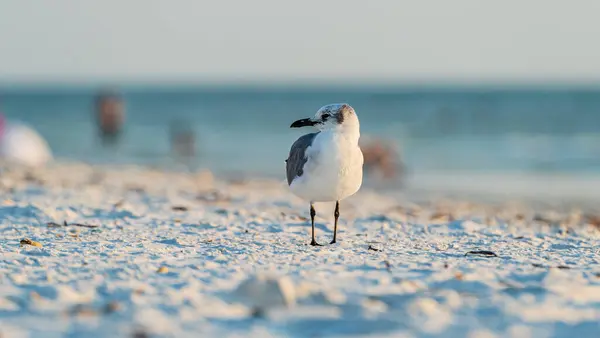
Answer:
169;120;196;166
360;137;403;180
95;91;125;143
0;113;53;166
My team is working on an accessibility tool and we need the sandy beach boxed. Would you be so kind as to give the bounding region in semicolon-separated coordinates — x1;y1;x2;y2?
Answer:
1;161;600;337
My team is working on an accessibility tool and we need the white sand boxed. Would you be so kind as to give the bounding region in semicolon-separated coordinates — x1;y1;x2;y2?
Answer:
1;162;600;337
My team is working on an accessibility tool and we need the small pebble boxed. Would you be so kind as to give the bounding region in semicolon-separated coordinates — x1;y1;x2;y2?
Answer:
20;239;42;248
104;301;121;314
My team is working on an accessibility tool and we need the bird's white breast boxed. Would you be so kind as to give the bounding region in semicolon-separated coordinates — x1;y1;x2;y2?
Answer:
290;130;363;202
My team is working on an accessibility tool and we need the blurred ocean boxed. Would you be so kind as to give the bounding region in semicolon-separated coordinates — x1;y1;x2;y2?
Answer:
2;85;600;189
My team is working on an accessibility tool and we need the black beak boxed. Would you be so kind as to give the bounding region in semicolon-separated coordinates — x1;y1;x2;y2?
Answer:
290;118;316;128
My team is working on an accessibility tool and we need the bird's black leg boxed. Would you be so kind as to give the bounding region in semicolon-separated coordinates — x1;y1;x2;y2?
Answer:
310;203;322;246
330;201;339;244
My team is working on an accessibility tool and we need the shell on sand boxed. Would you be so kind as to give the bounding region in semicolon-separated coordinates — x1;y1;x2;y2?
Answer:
230;274;296;311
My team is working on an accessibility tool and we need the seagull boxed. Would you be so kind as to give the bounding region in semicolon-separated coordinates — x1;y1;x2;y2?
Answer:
286;103;364;246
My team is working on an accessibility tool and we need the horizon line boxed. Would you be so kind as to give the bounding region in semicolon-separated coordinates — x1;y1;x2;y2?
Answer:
2;77;600;91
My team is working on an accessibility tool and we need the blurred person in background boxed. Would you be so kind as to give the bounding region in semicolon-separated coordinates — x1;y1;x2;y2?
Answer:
169;119;197;168
0;112;53;167
360;136;403;181
95;90;125;143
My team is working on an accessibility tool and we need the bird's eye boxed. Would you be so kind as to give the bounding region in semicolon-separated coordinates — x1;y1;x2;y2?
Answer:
322;113;330;119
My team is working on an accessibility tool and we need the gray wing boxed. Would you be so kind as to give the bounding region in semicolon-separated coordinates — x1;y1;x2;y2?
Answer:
286;132;319;185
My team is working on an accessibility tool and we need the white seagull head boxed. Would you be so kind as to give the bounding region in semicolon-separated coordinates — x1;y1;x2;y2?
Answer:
290;103;360;133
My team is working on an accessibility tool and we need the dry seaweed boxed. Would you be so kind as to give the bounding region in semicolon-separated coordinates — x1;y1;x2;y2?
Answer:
368;245;381;252
465;250;498;257
47;221;99;228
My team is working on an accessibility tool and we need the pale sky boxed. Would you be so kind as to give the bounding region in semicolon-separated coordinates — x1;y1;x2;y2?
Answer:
1;0;600;84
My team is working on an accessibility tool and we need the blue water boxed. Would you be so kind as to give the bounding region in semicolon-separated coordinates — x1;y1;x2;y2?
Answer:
1;85;600;178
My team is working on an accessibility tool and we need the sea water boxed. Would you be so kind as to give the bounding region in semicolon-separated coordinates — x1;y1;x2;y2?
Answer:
2;85;600;194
